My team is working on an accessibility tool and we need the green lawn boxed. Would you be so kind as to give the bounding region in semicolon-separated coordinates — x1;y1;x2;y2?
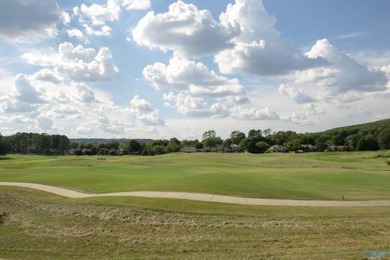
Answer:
1;152;390;259
0;151;390;200
1;187;390;259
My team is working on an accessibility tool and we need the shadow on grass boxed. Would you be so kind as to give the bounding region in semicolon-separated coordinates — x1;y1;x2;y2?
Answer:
0;157;13;160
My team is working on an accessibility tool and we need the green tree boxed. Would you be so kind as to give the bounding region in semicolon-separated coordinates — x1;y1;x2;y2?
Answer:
165;138;180;153
0;134;8;155
256;141;270;153
378;129;390;150
285;139;301;152
356;136;379;151
120;139;142;155
202;130;216;140
230;130;246;144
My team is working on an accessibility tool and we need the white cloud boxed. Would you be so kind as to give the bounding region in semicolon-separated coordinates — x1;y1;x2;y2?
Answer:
0;0;59;39
143;54;247;100
163;92;229;118
130;95;165;125
73;0;121;26
280;104;321;126
220;0;278;43
213;0;328;76
83;24;112;37
23;42;118;82
122;0;151;10
278;83;315;104
75;84;96;103
0;74;47;114
67;28;86;41
13;74;46;104
230;106;279;120
302;39;388;94
132;0;238;57
33;69;63;84
215;39;326;76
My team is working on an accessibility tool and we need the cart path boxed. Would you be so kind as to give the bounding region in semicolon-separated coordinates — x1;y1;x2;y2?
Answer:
1;182;390;207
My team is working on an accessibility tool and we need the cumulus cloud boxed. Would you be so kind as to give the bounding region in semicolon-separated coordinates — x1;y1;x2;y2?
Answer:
143;54;247;100
122;0;151;10
130;95;165;125
75;84;96;103
220;0;278;42
216;40;326;76
163;92;229;118
230;106;279;120
300;39;388;95
13;74;46;104
281;104;321;125
67;28;86;41
33;69;63;84
278;83;315;104
23;42;118;82
0;0;59;39
0;74;46;114
132;0;238;57
74;0;121;26
214;0;327;76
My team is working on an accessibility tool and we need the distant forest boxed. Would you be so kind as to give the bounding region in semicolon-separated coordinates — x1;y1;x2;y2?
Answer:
0;119;389;156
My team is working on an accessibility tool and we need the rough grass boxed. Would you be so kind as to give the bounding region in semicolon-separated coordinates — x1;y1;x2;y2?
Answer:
1;188;390;259
1;151;390;200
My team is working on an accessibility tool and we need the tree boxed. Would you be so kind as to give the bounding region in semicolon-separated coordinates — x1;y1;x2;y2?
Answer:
248;129;262;140
202;130;216;140
230;130;246;145
378;129;390;150
356;136;379;151
165;138;180;153
285;139;301;152
256;141;270;153
120;139;142;155
0;134;8;155
315;135;331;151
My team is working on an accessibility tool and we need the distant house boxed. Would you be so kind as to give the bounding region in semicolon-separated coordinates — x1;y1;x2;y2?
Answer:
211;145;227;153
267;145;287;153
230;144;240;152
300;144;316;152
327;145;349;152
180;146;198;153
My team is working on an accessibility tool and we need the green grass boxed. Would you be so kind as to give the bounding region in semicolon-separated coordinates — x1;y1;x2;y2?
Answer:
1;187;390;259
1;151;390;200
1;152;390;259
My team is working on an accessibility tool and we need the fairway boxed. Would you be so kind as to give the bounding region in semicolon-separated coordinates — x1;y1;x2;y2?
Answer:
0;151;390;200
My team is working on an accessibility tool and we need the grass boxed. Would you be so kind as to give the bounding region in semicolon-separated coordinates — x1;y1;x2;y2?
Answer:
1;151;390;200
1;187;390;259
1;151;390;259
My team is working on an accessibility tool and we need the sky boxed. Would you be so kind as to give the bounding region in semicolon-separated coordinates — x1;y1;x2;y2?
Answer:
0;0;389;140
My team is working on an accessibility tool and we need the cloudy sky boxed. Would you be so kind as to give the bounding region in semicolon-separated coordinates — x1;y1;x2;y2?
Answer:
0;0;389;139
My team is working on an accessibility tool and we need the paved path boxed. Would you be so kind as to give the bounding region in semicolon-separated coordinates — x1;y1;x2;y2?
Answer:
1;182;390;207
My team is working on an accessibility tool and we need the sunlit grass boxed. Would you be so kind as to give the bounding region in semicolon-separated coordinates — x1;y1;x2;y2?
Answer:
1;151;390;200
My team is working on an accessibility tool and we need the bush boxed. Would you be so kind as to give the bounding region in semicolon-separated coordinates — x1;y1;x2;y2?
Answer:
74;149;83;156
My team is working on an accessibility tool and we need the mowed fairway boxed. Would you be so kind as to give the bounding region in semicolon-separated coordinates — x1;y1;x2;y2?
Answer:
1;151;390;259
0;151;390;200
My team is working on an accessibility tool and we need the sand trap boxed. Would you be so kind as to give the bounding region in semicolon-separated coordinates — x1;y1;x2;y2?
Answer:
1;182;390;207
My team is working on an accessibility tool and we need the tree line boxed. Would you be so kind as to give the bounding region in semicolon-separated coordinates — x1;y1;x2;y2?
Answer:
0;119;389;156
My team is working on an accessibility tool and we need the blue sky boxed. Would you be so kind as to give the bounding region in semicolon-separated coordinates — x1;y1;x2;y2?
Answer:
0;0;389;140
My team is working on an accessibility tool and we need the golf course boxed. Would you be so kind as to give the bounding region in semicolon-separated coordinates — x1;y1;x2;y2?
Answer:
1;151;390;258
